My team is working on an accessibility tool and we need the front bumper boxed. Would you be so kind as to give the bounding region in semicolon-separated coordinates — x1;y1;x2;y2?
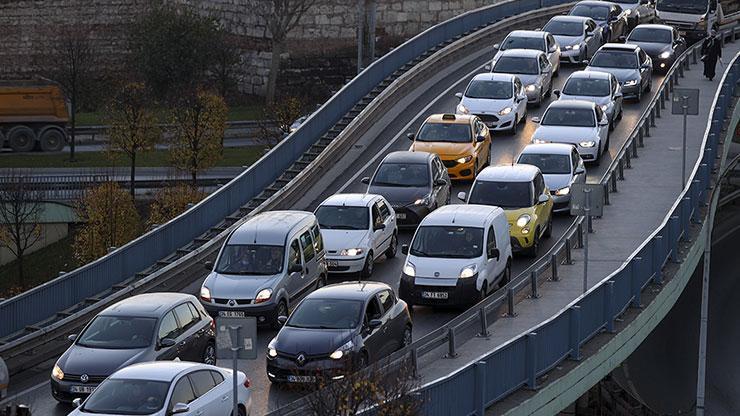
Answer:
525;87;541;103
326;255;365;274
267;353;356;383
561;47;584;63
509;230;534;252
398;273;479;306
575;143;600;161
51;377;102;403
441;157;476;180
202;299;280;325
475;112;517;132
620;82;641;99
551;194;571;213
392;205;432;227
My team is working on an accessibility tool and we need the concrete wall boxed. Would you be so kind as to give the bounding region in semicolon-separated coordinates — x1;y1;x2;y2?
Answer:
0;223;69;266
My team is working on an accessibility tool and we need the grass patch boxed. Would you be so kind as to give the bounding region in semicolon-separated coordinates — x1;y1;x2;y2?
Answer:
0;234;77;299
76;104;265;126
0;146;266;169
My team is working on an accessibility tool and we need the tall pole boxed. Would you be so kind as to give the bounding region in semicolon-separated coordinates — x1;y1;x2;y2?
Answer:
229;326;241;416
583;188;591;293
356;0;365;74
682;95;688;190
367;0;377;65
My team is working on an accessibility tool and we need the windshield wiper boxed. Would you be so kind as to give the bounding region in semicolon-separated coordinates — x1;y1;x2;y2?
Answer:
330;225;361;230
372;181;403;187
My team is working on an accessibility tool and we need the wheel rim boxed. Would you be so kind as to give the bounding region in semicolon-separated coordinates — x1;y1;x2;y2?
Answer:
366;254;373;275
13;133;32;149
43;132;62;149
390;235;397;255
403;328;412;346
277;302;288;321
204;344;216;365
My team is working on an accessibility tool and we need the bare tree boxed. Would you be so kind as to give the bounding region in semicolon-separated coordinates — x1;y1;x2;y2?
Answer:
248;0;319;104
256;96;303;147
0;171;45;286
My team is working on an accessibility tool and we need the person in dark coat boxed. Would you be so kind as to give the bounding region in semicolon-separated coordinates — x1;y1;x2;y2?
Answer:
701;30;722;81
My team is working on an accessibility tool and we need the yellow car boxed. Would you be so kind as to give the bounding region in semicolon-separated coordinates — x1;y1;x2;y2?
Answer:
458;164;553;257
407;113;492;180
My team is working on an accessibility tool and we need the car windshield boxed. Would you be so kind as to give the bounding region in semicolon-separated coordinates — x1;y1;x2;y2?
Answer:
656;0;708;14
469;180;533;208
287;298;363;329
628;28;672;44
76;316;157;349
570;4;610;21
372;163;429;187
562;77;610;96
612;0;638;3
416;122;472;143
501;36;546;52
492;56;539;75
465;80;513;99
518;154;572;174
216;244;284;275
543;21;584;36
82;379;169;415
315;206;368;230
542;107;596;127
590;50;638;68
410;226;484;258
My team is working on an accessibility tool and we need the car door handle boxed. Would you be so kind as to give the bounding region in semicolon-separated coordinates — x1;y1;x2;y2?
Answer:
222;395;229;402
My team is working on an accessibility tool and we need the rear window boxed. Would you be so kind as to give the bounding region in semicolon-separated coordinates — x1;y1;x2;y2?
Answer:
501;35;546;52
492;56;539;75
542;107;596;127
469;180;533;208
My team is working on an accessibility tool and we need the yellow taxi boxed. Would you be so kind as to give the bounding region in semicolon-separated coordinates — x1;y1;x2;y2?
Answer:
458;164;553;256
408;113;492;180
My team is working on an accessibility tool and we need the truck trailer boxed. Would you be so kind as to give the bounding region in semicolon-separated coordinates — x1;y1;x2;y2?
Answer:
0;81;69;152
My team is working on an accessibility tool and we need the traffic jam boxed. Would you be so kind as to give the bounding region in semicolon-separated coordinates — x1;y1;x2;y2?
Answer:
27;1;708;414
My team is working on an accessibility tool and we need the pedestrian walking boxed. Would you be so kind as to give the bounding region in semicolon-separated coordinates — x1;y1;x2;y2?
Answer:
700;30;722;81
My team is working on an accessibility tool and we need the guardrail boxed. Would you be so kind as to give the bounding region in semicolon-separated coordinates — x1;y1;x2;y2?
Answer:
269;27;740;416
72;120;274;142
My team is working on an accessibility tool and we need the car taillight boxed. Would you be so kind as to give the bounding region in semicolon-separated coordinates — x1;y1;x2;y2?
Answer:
243;377;251;388
210;317;216;331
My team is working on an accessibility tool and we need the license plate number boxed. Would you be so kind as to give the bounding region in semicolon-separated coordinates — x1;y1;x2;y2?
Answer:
396;213;406;220
70;385;96;394
422;291;448;299
327;260;338;267
287;375;315;383
219;311;245;318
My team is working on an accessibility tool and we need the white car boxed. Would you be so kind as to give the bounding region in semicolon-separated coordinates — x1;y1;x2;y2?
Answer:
554;70;623;129
488;49;553;106
0;357;7;400
516;143;587;213
69;362;252;416
531;100;610;164
399;204;513;306
454;73;528;134
543;16;604;64
315;193;398;278
493;30;561;76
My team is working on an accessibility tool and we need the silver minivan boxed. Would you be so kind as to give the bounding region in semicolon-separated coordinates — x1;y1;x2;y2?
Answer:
199;211;327;328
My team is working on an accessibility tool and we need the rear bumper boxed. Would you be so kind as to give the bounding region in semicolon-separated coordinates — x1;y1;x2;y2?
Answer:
326;255;366;273
391;205;431;228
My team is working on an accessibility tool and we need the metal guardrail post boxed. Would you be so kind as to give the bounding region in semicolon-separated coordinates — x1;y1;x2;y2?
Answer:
650;107;656;127
669;75;674;92
631;137;638;158
692;47;698;64
530;271;539;298
551;254;559;281
656;99;661;118
653;235;664;284
525;332;538;389
637;128;644;147
569;306;582;360
618;158;625;180
477;306;490;338
587;215;593;233
605;280;615;333
577;222;584;247
631;258;642;308
565;238;573;265
673;70;680;86
603;182;610;205
644;119;651;137
507;288;516;317
445;327;458;358
661;87;667;109
411;347;419;378
678;61;684;78
611;172;618;192
670;216;682;263
475;361;487;416
625;146;632;168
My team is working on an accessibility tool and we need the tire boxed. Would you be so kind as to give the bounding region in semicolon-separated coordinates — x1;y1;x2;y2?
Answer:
238;406;247;416
316;274;327;290
544;215;553;238
526;231;540;258
202;341;216;365
478;280;489;302
7;126;36;152
272;300;288;330
39;128;65;152
361;252;374;279
498;262;512;288
509;115;518;135
400;325;413;349
385;233;398;259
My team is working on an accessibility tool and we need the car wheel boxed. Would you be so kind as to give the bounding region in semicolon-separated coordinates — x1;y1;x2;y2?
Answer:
361;252;374;279
202;341;216;365
316;274;327;290
7;126;36;152
510;115;518;135
527;231;540;258
499;261;512;288
39;129;65;152
401;325;413;349
273;300;288;330
478;280;489;302
238;406;247;416
385;233;398;259
544;214;553;238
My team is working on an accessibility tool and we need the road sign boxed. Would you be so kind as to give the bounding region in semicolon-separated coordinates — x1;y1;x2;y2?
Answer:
216;316;257;360
672;88;700;115
569;183;604;217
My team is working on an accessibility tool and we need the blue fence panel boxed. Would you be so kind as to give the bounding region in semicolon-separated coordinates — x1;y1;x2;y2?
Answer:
419;367;477;416
485;338;528;405
611;267;632;317
534;314;571;376
578;284;606;343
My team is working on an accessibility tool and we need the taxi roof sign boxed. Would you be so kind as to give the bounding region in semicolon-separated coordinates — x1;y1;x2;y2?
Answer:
442;114;456;120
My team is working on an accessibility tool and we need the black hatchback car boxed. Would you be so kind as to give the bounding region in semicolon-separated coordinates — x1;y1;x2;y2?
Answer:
51;293;216;403
362;151;451;227
266;282;412;384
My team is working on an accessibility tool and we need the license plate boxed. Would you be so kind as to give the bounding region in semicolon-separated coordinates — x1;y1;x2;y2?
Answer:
70;385;96;394
287;375;315;383
327;260;338;267
396;213;406;220
485;122;496;127
422;291;448;299
218;311;245;318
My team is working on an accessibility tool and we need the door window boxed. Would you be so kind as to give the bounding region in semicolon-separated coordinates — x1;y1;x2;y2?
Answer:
364;297;383;322
288;240;302;269
372;204;383;229
311;225;324;253
377;290;395;314
210;370;225;384
158;311;181;342
187;302;203;322
487;225;497;252
595;106;605;122
169;377;196;409
378;200;391;221
173;303;197;331
188;370;217;398
299;231;315;261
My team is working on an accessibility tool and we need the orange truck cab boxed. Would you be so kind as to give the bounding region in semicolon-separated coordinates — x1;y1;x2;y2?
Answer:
0;81;69;152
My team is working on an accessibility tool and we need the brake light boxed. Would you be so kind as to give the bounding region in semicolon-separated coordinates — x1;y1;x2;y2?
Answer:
210;317;216;332
243;377;251;388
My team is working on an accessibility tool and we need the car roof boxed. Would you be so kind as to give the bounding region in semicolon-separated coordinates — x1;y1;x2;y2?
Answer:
109;361;209;382
424;113;474;125
382;150;433;164
421;204;504;227
101;293;195;318
471;72;516;83
229;211;315;245
632;23;673;31
519;143;575;156
575;0;614;7
320;193;379;208
568;70;611;80
497;48;544;58
549;15;591;23
600;43;639;52
306;281;391;301
546;99;597;110
507;30;547;39
477;164;541;182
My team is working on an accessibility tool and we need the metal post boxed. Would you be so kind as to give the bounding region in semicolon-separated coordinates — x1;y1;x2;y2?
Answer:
446;327;457;357
611;172;618;192
530;270;539;298
477;307;490;337
356;0;365;74
410;347;419;378
551;254;559;281
587;214;593;233
682;95;688;190
475;361;487;415
650;107;656;127
565;239;573;265
507;288;516;316
583;188;591;293
229;326;241;416
577;222;584;248
367;0;376;64
618;158;625;180
604;182;610;205
569;306;582;360
632;137;638;158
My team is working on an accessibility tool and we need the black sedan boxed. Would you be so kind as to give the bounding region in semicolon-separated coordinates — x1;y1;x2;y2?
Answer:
266;282;412;384
626;24;686;72
51;293;216;403
362;151;451;227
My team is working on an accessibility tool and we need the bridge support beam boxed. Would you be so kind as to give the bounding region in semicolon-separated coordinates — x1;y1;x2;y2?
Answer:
569;306;582;360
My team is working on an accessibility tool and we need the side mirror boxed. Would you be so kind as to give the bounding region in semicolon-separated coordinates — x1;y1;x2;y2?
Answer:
67;333;77;342
488;247;500;260
373;223;386;231
531;117;541;123
72;398;83;408
538;194;549;204
289;263;303;273
484;64;492;71
614;90;623;98
599;119;609;126
455;92;463;100
553;89;561;98
575;166;586;175
493;43;500;49
457;191;467;202
159;338;177;349
277;315;288;325
435;178;447;186
204;260;213;271
171;403;190;414
618;35;626;42
582;59;590;65
407;132;415;141
361;177;370;184
368;319;383;330
641;63;650;69
549;46;557;53
476;135;486;143
401;244;409;255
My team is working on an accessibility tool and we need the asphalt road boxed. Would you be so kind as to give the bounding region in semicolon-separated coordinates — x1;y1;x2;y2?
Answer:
1;48;667;416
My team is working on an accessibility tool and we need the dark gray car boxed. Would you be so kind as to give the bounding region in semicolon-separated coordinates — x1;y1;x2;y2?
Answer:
51;293;215;403
626;24;686;72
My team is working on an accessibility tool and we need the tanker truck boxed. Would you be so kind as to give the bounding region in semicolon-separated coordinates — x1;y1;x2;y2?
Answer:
0;81;69;152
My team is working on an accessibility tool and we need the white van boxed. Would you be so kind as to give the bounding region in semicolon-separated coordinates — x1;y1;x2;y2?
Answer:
398;204;512;307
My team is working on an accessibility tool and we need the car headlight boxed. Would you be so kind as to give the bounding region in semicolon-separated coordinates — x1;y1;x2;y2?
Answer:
525;84;537;92
579;141;596;148
532;138;548;144
456;103;469;114
329;339;354;360
267;338;278;359
403;262;416;277
459;264;477;278
600;104;609;112
414;195;432;206
659;51;671;59
516;214;531;227
456;155;474;164
624;79;639;86
555;187;570;196
254;288;272;304
340;248;363;256
498;106;512;116
571;43;581;51
52;364;64;381
200;286;212;302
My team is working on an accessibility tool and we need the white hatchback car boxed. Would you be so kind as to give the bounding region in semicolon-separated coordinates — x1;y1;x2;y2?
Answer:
493;30;561;76
516;143;586;213
455;73;528;134
554;70;623;129
69;362;252;416
531;100;610;164
315;193;398;278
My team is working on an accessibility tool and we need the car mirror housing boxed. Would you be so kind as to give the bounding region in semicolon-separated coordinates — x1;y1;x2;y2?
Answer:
489;247;500;260
368;319;383;330
454;92;463;100
435;178;448;186
407;133;415;141
204;260;213;271
277;315;288;325
67;334;77;342
72;398;83;408
159;338;177;348
484;64;492;71
457;191;467;202
538;194;549;204
361;177;370;184
401;244;409;255
373;223;386;231
575;166;586;175
476;135;486;143
553;89;561;98
289;263;303;273
171;403;190;414
531;117;541;123
599;119;609;126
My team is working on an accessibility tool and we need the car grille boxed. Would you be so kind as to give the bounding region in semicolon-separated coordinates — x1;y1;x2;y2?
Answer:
214;298;252;305
475;114;499;123
64;374;108;383
442;159;458;168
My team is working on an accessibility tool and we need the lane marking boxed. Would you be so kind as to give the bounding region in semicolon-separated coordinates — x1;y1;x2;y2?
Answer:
0;380;49;407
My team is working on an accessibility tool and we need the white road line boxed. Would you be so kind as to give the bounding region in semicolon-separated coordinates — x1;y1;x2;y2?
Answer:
0;380;48;407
